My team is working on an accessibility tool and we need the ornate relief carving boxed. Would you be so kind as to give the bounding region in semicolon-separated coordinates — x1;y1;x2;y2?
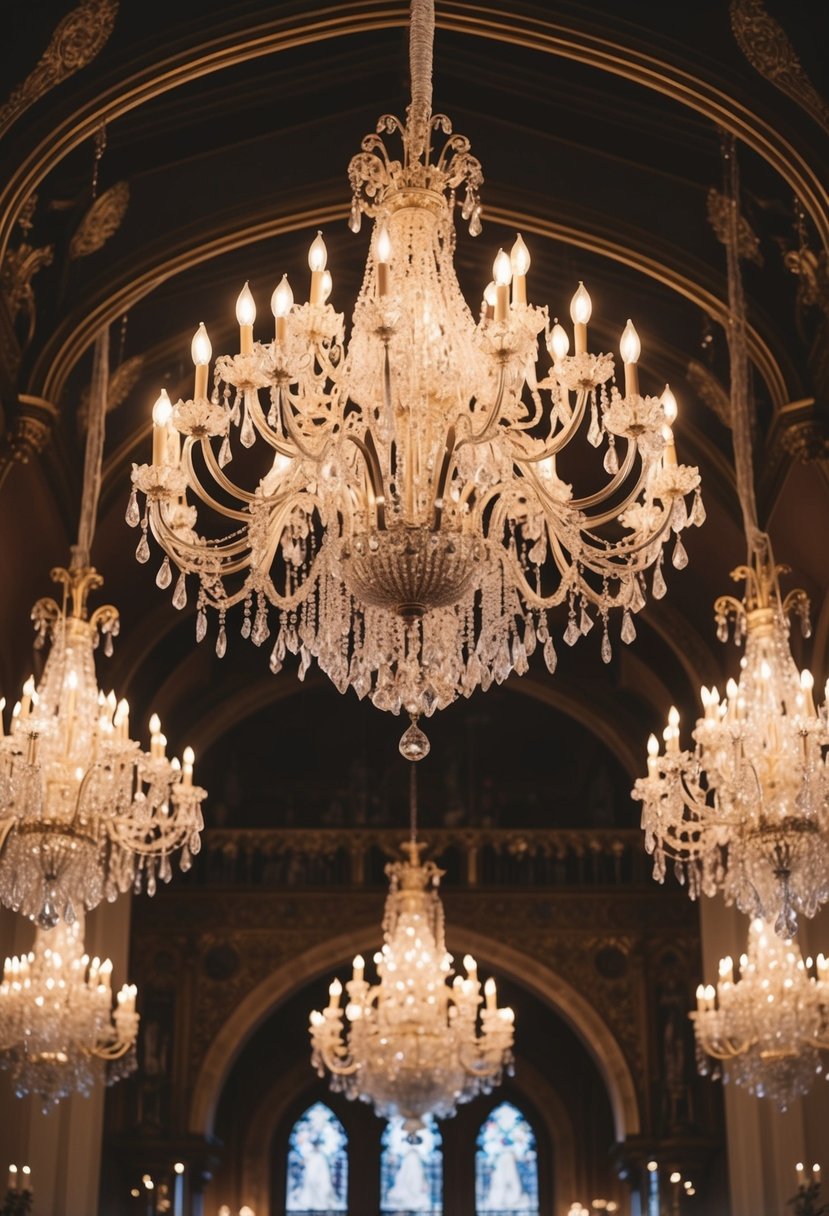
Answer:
685;360;732;430
0;0;119;139
77;352;144;429
0;396;55;479
706;188;762;265
0;195;53;345
730;0;829;135
69;180;130;259
777;417;829;462
783;246;829;322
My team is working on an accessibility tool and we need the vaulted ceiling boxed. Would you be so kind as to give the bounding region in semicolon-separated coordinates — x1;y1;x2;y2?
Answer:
1;0;828;827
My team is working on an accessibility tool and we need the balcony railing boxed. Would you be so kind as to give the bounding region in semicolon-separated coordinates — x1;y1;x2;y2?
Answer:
181;827;652;890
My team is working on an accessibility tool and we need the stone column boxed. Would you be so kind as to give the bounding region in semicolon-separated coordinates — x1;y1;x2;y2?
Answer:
0;896;132;1216
699;898;829;1216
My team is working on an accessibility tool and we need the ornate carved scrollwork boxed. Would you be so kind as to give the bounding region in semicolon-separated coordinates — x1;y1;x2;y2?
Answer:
69;181;130;260
0;0;119;139
706;188;763;265
730;0;829;136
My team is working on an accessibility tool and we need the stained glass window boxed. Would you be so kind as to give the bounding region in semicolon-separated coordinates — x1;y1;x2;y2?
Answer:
380;1115;443;1214
475;1102;539;1214
286;1101;348;1213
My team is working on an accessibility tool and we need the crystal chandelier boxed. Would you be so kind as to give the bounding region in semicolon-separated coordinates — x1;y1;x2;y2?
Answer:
0;561;206;928
309;766;514;1132
634;542;828;938
128;0;702;748
692;917;829;1109
0;915;139;1109
0;331;206;929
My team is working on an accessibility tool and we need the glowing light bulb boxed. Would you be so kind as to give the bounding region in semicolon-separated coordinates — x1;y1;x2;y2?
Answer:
308;231;327;273
619;319;641;365
235;281;256;327
376;225;392;264
152;389;173;428
548;322;570;361
510;233;531;277
661;384;678;425
271;275;294;318
191;322;212;366
569;281;592;325
493;249;512;287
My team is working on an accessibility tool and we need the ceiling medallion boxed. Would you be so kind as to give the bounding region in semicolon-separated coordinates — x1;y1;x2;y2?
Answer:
129;0;702;752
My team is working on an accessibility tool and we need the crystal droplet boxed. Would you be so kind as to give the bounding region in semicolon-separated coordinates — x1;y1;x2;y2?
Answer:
670;496;688;531
587;402;601;447
690;489;706;527
135;531;151;564
601;629;612;664
621;610;637;644
579;606;594;635
251;610;270;647
652;560;667;600
38;885;60;930
603;442;619;475
104;631;114;657
269;644;283;675
512;637;528;675
215;626;227;659
349;198;362;233
64;898;76;926
671;535;688;570
564;618;580;647
240;407;256;448
716;617;728;643
240;613;251;639
523;618;537;656
399;720;430;762
172;573;187;610
543;637;557;673
195;609;208;643
156;556;172;589
218;436;232;468
469;206;482;237
800;609;812;640
775;901;798;940
125;488;140;527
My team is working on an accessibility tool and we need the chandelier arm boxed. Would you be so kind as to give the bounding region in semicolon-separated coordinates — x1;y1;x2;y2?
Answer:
317;1044;362;1077
568;444;639;513
541;388;592;455
455;366;509;448
280;395;332;463
105;819;191;857
430;425;457;530
173;451;254;523
196;438;262;506
348;431;387;529
149;506;253;570
88;1034;136;1062
245;386;308;459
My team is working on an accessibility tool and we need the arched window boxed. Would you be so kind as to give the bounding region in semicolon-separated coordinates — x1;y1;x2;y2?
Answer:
380;1116;443;1214
475;1102;539;1214
286;1101;348;1213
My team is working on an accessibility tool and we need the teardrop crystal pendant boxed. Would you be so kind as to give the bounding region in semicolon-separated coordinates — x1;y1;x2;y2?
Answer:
399;719;430;762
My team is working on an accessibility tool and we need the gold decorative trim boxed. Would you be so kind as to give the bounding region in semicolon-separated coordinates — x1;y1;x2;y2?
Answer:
0;0;119;140
686;360;732;430
706;188;762;265
0;195;53;345
77;352;144;430
69;180;129;260
730;0;829;135
1;3;829;267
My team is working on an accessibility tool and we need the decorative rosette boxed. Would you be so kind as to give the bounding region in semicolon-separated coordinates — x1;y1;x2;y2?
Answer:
130;462;189;500
650;463;701;502
619;500;665;533
172;397;229;440
551;351;614;392
603;392;666;458
214;350;271;392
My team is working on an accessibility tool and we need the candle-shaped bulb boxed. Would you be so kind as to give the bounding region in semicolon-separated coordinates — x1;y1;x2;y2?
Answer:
308;231;327;273
329;976;342;1006
151;390;173;466
149;713;161;735
321;269;333;302
493;249;512;287
510;233;530;276
191;322;212;366
235;282;256;327
183;745;194;766
548;322;570;361
376;225;392;264
647;733;659;757
569;281;592;325
483;281;497;309
661;384;678;426
801;669;814;692
668;705;679;729
352;954;364;981
619;319;641;365
463;954;477;974
271;275;294;318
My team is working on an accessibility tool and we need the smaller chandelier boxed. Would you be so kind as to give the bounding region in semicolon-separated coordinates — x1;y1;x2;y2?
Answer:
0;916;139;1109
310;773;514;1133
634;542;828;937
692;917;829;1109
0;563;206;928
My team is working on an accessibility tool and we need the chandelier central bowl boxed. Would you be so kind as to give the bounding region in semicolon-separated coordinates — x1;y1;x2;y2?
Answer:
341;526;483;618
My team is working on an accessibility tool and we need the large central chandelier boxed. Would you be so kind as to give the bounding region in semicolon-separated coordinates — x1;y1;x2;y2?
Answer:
0;561;206;928
0;916;139;1109
129;0;702;745
634;543;828;938
309;766;514;1133
692;917;829;1109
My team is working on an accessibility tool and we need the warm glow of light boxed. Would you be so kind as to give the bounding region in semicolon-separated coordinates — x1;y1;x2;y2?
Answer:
376;225;392;263
152;389;173;427
271;274;294;318
619;319;641;364
235;282;256;327
510;233;530;276
549;322;570;361
661;384;678;424
308;231;327;272
190;322;212;366
569;281;592;324
493;249;512;287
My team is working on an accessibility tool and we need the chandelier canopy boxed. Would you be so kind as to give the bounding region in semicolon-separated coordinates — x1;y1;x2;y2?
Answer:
129;0;702;746
0;916;139;1109
692;918;829;1109
309;769;513;1132
634;544;828;938
0;562;206;929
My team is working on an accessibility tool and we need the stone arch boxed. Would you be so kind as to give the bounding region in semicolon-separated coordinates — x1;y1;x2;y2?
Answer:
189;924;640;1145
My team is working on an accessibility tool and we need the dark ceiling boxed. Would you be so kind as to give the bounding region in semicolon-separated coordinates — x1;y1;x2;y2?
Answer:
1;0;828;830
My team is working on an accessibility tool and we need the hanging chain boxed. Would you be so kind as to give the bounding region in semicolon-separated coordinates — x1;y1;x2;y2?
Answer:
408;0;434;161
722;132;763;556
72;326;110;570
91;124;107;200
409;761;418;845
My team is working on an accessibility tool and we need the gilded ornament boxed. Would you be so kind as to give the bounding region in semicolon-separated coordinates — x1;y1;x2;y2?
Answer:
69;181;130;260
730;0;829;135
